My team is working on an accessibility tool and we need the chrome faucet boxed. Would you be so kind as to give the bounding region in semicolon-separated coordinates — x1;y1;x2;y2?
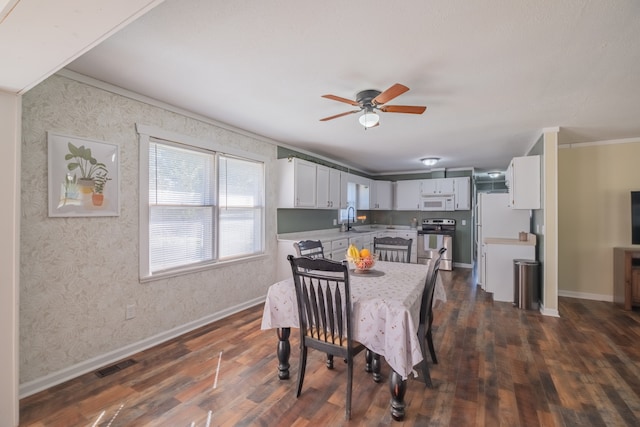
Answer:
347;206;355;231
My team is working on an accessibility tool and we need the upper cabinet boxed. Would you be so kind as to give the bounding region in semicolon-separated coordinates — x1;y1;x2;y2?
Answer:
339;170;349;209
453;177;471;210
420;178;455;195
278;155;473;213
370;180;393;210
316;165;341;209
277;157;317;208
506;155;540;209
395;180;421;210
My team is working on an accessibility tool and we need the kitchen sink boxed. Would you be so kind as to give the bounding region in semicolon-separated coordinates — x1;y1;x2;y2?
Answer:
348;228;369;233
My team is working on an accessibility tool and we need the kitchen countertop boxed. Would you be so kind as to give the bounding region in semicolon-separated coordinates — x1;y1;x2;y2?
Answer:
484;233;537;246
278;225;418;242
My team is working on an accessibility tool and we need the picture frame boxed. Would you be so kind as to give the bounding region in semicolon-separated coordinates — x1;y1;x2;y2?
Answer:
48;132;120;217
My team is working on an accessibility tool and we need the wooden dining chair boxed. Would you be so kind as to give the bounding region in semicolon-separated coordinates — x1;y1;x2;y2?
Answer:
373;236;412;263
287;255;366;420
293;240;325;259
417;247;446;387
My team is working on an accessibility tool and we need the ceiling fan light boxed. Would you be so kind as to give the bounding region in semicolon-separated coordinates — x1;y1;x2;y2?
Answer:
359;111;379;128
421;157;440;167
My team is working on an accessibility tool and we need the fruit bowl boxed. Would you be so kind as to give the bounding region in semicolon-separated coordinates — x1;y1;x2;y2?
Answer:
346;252;378;272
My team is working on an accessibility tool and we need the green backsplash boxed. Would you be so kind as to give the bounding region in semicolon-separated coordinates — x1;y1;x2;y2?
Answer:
277;209;343;233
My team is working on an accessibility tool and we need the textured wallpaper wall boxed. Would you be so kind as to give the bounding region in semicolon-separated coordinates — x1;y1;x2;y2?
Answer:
20;74;278;384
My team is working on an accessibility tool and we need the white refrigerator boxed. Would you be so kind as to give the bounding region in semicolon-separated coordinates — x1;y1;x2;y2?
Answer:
476;193;530;292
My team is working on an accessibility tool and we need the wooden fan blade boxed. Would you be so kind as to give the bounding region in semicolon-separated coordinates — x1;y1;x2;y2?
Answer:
372;83;409;105
379;105;427;114
321;94;359;106
319;110;360;121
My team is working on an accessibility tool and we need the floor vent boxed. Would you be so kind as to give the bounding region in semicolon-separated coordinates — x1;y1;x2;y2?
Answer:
95;359;137;378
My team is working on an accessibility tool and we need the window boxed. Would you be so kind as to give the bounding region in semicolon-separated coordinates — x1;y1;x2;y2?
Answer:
339;182;357;223
148;141;215;273
218;155;264;259
138;125;265;279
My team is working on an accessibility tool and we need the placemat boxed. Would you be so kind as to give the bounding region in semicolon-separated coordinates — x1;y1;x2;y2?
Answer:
350;269;385;277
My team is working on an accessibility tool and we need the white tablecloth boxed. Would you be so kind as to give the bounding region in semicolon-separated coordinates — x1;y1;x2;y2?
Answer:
261;261;447;379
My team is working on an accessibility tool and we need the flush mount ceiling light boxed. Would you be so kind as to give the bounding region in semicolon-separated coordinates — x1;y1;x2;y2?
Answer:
358;109;380;128
421;157;440;167
488;171;501;178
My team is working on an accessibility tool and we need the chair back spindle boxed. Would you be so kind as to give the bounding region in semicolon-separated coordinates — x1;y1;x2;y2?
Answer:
373;237;412;263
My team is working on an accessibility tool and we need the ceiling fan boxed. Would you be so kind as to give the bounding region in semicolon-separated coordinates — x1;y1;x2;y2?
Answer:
320;83;426;128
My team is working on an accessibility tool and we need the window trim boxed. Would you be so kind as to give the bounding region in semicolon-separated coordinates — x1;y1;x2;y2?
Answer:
137;123;267;281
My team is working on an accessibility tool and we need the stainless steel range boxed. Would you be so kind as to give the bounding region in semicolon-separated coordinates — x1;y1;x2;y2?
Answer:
417;218;455;270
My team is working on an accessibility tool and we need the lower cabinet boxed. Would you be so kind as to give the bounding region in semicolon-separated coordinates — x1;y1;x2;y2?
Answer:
484;243;535;303
276;229;419;281
330;238;349;261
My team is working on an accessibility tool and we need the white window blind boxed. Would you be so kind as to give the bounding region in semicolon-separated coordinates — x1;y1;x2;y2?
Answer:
149;141;215;273
218;155;264;259
142;129;266;278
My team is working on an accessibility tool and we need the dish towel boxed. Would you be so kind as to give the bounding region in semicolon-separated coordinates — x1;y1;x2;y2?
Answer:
427;235;444;249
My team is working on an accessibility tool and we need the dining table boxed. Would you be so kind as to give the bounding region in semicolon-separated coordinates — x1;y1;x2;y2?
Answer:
261;260;447;421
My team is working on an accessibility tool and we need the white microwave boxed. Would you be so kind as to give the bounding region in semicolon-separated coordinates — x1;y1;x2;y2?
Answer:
421;195;454;211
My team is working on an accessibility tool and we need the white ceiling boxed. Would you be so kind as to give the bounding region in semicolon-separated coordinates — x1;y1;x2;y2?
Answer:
0;0;163;93
6;0;640;174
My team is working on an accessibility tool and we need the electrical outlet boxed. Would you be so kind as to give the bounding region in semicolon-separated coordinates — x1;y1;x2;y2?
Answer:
333;219;337;226
126;304;136;320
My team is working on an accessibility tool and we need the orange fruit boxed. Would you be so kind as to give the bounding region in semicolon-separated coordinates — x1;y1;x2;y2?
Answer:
360;248;371;258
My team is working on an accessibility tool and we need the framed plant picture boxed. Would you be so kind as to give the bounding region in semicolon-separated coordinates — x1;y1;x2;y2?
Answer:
48;132;120;217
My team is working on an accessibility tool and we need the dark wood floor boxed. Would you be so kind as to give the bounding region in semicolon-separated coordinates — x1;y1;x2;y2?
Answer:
19;268;640;426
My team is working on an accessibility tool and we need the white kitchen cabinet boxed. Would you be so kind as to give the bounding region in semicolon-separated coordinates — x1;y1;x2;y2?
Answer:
484;241;535;302
349;235;365;250
316;165;330;209
339;171;349;209
316;165;341;209
277;157;316;208
371;180;393;210
420;178;454;195
506;155;540;209
395;180;421;210
453;177;471;210
330;238;349;261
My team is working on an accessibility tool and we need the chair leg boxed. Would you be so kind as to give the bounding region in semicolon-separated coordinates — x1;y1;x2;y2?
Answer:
427;329;438;364
326;353;334;369
345;355;353;420
417;325;433;388
427;313;438;364
296;346;307;397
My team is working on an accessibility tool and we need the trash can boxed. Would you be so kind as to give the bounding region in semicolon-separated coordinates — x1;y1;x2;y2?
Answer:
513;259;539;310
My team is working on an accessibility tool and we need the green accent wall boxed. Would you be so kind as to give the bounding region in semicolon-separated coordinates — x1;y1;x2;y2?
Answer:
277;209;342;234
